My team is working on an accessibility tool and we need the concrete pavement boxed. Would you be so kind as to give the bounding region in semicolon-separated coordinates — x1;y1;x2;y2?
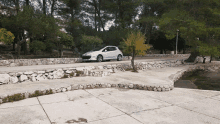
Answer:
1;58;220;124
0;88;220;124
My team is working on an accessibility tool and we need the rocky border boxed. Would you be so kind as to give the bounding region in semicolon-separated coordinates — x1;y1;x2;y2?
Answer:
0;59;185;85
0;83;174;104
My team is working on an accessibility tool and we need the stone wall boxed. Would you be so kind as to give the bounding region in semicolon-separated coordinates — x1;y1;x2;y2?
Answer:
0;59;185;85
0;58;82;67
0;54;190;67
142;54;191;58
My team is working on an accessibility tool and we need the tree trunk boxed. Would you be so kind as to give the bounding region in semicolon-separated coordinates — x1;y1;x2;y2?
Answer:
160;49;163;54
209;55;212;63
50;0;56;17
185;50;200;62
203;57;206;64
95;3;97;31
29;37;33;54
26;0;29;5
43;0;46;15
17;35;21;59
118;0;125;29
13;41;15;51
131;46;137;72
183;47;185;54
96;0;105;32
24;40;27;55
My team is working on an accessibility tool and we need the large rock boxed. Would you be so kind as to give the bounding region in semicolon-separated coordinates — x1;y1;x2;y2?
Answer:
0;74;10;84
24;71;34;75
31;73;37;77
47;73;54;79
31;76;37;82
19;75;28;82
75;67;85;71
9;63;17;67
17;72;23;76
65;70;72;74
53;69;64;79
8;72;16;76
9;76;18;84
36;75;47;81
37;71;45;74
45;69;54;73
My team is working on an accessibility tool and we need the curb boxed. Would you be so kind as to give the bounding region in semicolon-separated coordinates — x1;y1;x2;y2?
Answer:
0;82;174;104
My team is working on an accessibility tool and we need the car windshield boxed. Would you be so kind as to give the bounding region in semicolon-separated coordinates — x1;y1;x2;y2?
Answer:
91;46;104;51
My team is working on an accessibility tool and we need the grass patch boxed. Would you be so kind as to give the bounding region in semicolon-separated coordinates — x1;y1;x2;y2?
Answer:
29;90;44;97
62;74;69;78
69;72;74;77
1;89;54;104
2;93;25;103
75;70;84;76
125;68;133;71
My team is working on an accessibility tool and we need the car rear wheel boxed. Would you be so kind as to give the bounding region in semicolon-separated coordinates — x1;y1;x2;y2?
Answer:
97;55;103;62
117;55;122;61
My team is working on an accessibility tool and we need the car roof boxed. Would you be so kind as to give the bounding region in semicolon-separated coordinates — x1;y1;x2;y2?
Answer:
105;46;117;47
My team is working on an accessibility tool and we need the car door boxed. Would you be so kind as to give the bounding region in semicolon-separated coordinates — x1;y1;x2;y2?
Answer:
102;47;111;60
109;47;118;59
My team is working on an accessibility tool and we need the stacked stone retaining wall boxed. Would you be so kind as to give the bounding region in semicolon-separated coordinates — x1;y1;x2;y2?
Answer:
0;54;190;67
141;54;190;58
0;59;185;85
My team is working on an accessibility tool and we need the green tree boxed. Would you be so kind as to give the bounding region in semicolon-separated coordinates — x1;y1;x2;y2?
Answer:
29;40;46;54
123;30;151;72
56;30;74;57
0;28;15;45
81;35;103;53
197;42;220;63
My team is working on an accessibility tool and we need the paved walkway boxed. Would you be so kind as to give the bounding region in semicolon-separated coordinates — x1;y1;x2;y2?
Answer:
0;88;220;124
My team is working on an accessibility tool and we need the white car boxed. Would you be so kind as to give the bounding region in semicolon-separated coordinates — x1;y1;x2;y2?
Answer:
82;46;123;62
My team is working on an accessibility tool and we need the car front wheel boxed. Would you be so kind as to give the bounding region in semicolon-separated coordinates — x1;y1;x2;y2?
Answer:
97;55;103;62
117;55;122;61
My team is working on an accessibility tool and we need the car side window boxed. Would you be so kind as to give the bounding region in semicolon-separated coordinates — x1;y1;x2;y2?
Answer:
107;47;111;51
102;47;109;52
110;47;116;51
